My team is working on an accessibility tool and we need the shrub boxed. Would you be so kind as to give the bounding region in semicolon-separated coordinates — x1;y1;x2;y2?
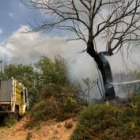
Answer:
35;56;69;86
30;100;58;121
72;95;140;140
40;84;63;99
28;84;83;127
64;120;73;129
5;114;17;128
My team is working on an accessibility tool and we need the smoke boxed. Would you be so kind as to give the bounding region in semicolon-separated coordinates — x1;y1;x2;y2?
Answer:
0;26;68;64
0;26;140;99
0;26;97;79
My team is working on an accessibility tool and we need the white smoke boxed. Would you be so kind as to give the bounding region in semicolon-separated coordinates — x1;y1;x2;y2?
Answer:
0;26;140;99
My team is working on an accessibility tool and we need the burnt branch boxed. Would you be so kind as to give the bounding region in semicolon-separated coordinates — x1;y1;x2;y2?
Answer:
27;0;140;55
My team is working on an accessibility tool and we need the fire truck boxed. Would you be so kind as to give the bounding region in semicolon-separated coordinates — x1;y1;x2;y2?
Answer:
0;78;29;118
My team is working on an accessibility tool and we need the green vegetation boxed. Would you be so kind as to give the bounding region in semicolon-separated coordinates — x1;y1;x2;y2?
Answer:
26;84;83;128
31;56;83;123
71;94;140;140
35;56;69;86
2;56;140;140
0;56;83;128
0;64;34;80
0;56;70;106
4;114;18;128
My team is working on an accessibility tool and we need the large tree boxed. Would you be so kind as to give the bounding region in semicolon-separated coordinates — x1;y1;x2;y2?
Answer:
28;0;140;99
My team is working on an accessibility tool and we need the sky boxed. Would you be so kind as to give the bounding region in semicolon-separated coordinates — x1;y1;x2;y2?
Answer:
0;0;139;72
0;0;94;81
0;0;68;61
0;0;140;99
0;0;45;40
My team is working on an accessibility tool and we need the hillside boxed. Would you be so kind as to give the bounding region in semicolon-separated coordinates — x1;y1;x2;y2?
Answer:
0;116;77;140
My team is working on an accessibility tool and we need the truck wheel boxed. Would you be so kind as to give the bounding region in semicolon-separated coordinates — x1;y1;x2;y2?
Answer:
0;114;7;125
14;112;19;121
14;107;19;121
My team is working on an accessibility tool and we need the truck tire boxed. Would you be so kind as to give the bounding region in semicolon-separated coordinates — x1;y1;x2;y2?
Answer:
14;106;19;121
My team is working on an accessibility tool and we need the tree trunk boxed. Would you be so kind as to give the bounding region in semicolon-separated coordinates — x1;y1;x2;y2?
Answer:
87;41;116;100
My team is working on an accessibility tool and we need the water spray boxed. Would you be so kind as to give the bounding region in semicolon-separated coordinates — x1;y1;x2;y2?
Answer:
112;79;140;85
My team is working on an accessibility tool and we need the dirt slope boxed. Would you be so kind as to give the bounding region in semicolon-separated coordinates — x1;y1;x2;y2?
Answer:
0;117;77;140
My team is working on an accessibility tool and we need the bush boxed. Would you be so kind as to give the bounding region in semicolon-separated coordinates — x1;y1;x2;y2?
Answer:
26;56;84;127
5;114;17;128
35;56;69;86
31;100;58;121
72;94;140;140
28;84;83;127
40;84;64;99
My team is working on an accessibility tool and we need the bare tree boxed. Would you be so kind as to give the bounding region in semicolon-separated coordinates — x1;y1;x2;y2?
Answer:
27;0;140;100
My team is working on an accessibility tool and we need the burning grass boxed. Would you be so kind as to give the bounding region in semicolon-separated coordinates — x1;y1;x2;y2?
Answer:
71;94;140;140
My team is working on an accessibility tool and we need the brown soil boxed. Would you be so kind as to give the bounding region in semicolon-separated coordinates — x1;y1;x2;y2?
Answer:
0;117;77;140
